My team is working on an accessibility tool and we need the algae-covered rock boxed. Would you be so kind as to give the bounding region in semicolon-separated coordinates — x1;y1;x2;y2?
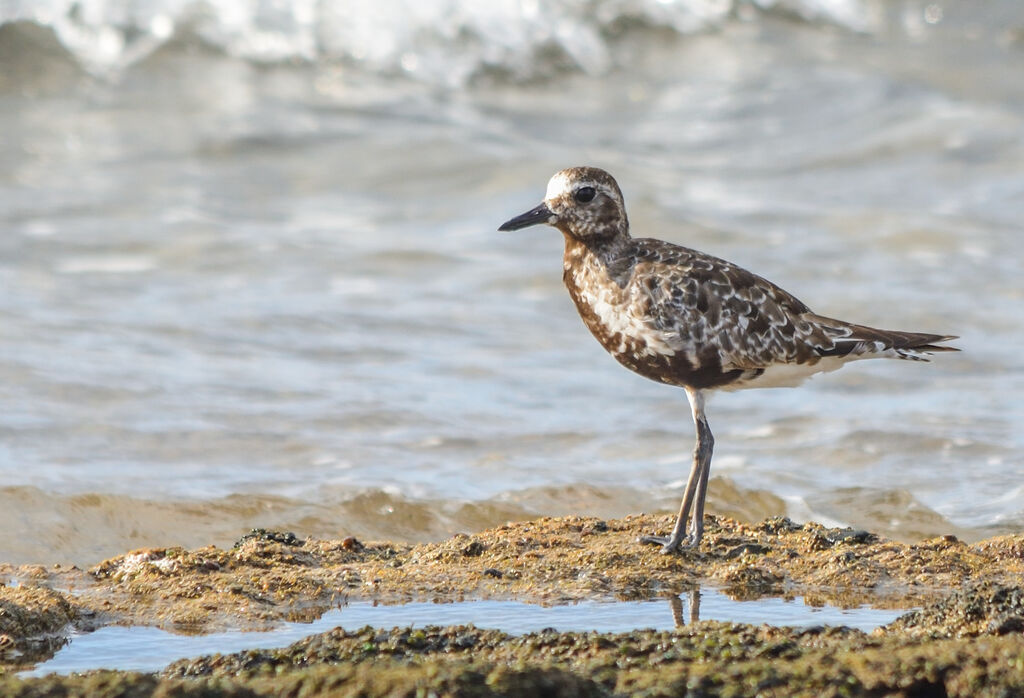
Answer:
160;623;1024;697
32;516;1015;636
0;585;78;667
0;585;76;639
888;582;1024;638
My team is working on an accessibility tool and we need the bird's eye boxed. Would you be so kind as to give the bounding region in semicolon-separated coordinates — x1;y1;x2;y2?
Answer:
574;187;596;203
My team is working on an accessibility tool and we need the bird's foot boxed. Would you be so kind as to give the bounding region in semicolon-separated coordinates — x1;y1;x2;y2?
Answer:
639;534;699;555
638;534;676;554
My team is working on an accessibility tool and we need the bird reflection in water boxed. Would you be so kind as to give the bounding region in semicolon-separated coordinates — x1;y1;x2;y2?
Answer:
669;589;701;627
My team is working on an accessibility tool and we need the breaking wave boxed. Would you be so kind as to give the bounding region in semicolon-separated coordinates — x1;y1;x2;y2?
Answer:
2;0;883;85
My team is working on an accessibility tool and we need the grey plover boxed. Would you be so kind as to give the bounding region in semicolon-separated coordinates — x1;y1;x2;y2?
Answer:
499;166;958;553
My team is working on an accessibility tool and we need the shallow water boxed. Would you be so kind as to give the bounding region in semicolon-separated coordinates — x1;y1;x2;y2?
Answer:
1;0;1023;565
22;589;908;676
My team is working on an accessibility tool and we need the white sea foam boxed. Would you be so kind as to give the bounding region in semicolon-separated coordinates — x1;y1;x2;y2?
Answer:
1;0;880;83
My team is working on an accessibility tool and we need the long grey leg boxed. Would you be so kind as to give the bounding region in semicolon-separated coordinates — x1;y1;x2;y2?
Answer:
640;421;703;551
686;411;714;546
640;389;713;553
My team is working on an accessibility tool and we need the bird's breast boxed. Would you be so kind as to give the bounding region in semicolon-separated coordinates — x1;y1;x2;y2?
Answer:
562;258;687;384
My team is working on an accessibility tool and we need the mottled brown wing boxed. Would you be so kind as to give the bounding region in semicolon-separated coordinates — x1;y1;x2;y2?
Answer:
629;239;844;371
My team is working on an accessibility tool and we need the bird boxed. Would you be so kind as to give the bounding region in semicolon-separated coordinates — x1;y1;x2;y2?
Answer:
498;166;958;553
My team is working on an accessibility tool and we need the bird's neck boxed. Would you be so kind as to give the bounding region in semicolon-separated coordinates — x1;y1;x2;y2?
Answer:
562;232;634;291
562;231;630;267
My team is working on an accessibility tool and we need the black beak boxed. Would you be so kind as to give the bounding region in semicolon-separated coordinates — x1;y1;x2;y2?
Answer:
498;203;554;231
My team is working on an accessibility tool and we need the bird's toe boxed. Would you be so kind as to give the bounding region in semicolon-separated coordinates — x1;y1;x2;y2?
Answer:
639;534;684;554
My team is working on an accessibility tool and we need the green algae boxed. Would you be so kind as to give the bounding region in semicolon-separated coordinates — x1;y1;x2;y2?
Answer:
154;624;1024;698
4;623;1024;697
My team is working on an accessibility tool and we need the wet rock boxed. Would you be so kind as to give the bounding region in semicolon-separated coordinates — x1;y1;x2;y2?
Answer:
453;631;478;649
889;582;1024;637
234;528;301;548
0;586;77;639
147;622;1024;698
987;614;1024;635
340;536;363;552
487;666;608;697
808;532;834;551
725;543;771;559
757;516;802;534
826;528;877;546
461;540;487;557
0;585;78;667
91;548;178;581
718;564;785;597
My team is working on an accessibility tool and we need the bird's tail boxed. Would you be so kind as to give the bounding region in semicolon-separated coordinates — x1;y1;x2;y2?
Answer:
810;315;960;361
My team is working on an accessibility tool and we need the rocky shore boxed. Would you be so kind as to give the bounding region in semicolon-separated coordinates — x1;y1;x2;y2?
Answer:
2;514;1023;696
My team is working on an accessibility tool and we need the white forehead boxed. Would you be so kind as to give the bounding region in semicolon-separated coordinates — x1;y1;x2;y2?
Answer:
545;171;580;201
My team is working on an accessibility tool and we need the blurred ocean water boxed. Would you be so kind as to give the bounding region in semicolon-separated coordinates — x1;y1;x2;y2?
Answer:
1;0;1022;564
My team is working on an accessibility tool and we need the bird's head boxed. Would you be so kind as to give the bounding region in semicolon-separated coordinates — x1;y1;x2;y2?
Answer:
499;167;629;242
